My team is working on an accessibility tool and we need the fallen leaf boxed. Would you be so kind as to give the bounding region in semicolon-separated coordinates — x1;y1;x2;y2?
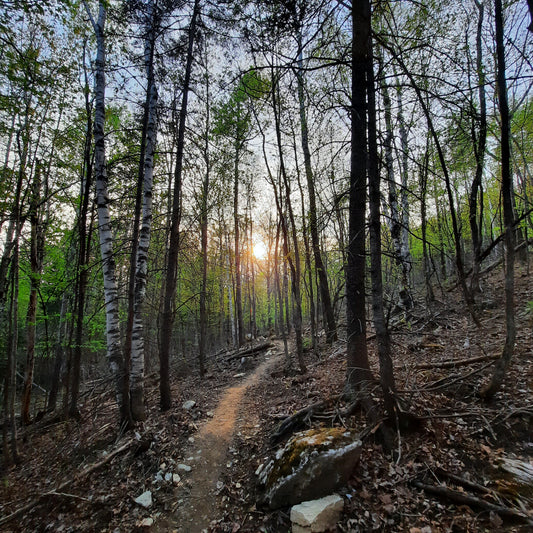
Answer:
359;487;371;500
379;493;392;505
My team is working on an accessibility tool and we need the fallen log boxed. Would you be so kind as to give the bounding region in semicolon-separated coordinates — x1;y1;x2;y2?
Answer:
226;342;274;361
0;438;135;528
270;396;342;444
413;480;533;525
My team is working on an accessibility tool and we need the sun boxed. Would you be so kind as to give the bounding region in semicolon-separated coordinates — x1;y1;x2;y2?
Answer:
253;241;268;260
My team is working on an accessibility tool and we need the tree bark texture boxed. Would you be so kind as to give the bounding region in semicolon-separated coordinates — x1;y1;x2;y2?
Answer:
130;0;159;421
346;0;373;391
84;1;127;421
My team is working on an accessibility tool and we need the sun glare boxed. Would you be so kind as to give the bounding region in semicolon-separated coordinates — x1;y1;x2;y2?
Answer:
253;241;268;260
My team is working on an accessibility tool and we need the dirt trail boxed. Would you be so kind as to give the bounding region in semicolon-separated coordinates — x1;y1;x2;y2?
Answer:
159;351;280;533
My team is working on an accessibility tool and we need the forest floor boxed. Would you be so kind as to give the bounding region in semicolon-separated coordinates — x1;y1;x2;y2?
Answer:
0;266;532;532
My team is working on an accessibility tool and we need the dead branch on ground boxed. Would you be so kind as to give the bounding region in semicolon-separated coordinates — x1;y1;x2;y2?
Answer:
0;438;135;528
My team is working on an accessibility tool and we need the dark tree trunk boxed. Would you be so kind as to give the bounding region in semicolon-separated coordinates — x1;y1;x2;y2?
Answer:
346;0;373;391
159;0;200;411
420;143;435;303
469;0;487;296
296;32;337;344
21;165;45;425
70;40;94;419
271;69;306;373
481;0;516;398
367;43;396;415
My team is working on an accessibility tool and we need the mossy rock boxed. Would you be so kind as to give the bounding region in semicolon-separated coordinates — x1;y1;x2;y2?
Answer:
258;427;362;509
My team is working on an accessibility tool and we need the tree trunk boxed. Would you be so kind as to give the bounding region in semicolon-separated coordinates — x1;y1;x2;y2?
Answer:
420;142;435;303
296;32;337;344
469;0;487;297
387;46;479;325
233;131;245;347
129;0;159;421
274;220;291;369
159;0;200;410
396;79;413;302
346;0;374;392
380;64;412;311
271;69;306;373
83;1;128;422
367;43;396;415
47;289;69;412
198;40;212;375
481;0;516;398
21;165;45;425
70;38;95;419
3;225;22;466
294;135;318;355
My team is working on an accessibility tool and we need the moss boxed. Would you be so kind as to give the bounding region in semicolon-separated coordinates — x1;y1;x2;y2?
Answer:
266;427;357;486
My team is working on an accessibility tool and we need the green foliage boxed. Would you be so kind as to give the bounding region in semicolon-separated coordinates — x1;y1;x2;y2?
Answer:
212;69;269;139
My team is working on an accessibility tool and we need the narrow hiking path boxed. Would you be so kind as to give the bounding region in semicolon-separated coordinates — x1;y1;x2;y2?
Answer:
156;349;282;532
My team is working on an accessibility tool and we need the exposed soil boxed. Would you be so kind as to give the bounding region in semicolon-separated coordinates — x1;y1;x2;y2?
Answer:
0;266;532;532
158;353;281;533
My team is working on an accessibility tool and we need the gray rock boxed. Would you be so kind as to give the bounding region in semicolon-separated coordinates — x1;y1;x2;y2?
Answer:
290;494;344;532
259;428;361;509
139;517;154;528
182;400;196;410
177;463;192;472
134;490;153;508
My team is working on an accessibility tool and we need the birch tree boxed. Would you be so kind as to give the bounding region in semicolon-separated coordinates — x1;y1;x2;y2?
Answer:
83;0;128;422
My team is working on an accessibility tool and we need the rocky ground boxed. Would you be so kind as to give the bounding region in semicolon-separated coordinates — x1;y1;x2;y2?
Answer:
0;266;532;532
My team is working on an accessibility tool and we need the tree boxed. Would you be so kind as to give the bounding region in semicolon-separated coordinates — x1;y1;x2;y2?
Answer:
20;164;45;425
125;0;161;422
346;0;373;393
294;8;337;344
82;0;129;422
481;0;516;399
159;0;200;411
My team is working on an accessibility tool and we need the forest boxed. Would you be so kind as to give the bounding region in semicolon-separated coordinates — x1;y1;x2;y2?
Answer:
0;0;532;531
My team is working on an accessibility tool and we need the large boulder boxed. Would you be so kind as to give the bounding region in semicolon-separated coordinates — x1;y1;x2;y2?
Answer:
258;427;362;509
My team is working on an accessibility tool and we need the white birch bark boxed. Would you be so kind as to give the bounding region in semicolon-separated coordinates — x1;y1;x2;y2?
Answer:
130;0;158;420
84;1;124;412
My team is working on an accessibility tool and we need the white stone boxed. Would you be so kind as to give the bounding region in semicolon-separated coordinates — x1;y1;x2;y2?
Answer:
172;473;181;485
139;517;154;527
177;463;192;472
164;472;172;482
182;400;196;410
134;490;153;509
290;494;344;532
